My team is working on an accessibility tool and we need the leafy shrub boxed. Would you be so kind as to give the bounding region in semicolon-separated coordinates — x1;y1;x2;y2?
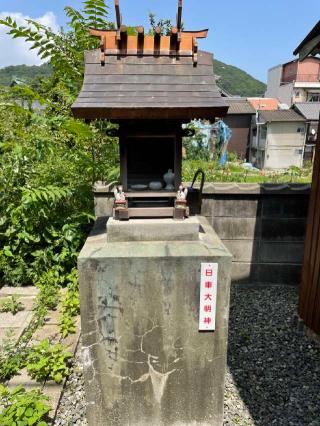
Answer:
59;315;77;338
0;307;48;382
0;330;26;381
26;339;72;384
0;355;25;382
59;268;80;338
183;122;211;161
0;86;117;287
0;295;25;315
35;268;62;311
0;385;50;426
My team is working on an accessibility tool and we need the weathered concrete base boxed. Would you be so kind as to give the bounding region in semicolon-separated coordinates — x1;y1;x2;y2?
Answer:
107;217;200;242
78;216;232;426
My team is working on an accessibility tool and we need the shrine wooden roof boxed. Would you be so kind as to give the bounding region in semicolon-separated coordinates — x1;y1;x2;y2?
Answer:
72;49;227;120
72;0;227;120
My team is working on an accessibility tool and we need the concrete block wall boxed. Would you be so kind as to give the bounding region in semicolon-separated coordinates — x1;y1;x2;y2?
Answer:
201;183;310;285
93;182;310;286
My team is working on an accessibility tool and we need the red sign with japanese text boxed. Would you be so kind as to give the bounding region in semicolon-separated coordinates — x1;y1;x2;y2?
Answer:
199;263;218;331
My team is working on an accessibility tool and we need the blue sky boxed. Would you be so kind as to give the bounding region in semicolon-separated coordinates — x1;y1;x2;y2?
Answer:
0;0;319;82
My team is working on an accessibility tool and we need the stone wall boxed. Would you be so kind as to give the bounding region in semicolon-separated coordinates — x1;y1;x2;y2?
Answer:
93;182;310;286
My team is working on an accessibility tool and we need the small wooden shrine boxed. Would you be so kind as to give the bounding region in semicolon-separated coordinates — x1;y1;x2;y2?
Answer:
76;4;233;425
72;0;228;219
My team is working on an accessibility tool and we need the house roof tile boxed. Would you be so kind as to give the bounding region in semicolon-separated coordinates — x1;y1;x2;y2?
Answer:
226;98;256;114
293;102;320;121
260;109;305;122
248;98;279;111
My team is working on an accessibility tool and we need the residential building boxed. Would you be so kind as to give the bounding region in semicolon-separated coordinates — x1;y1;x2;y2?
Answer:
224;98;256;160
265;57;320;106
250;110;306;170
248;97;280;111
293;102;320;162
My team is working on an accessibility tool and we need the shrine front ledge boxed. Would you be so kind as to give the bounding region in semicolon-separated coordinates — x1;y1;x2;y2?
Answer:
106;216;200;242
78;216;232;261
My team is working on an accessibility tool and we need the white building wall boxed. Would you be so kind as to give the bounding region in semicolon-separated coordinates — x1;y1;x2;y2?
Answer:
277;83;294;105
266;65;295;105
264;122;306;169
292;88;308;103
265;65;282;98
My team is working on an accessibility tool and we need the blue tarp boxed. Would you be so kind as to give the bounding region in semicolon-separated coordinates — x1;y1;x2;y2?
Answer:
189;119;232;166
212;120;232;166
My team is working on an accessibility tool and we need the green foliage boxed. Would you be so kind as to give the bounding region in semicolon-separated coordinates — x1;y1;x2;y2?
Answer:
35;269;61;311
59;269;80;338
0;302;49;382
60;315;77;337
26;339;72;384
183;122;211;161
183;159;312;184
0;63;52;87
0;385;50;426
0;354;26;382
0;84;117;286
0;3;118;402
287;165;303;181
213;59;266;97
0;295;25;315
0;330;27;381
148;13;175;35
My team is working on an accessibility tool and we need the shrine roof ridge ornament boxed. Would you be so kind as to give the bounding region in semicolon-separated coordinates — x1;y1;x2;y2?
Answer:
89;0;208;66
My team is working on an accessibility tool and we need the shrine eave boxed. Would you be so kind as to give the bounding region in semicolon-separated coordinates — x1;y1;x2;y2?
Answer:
72;50;229;121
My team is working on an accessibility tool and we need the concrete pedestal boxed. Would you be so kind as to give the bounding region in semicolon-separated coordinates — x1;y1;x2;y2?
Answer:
78;216;232;426
106;217;200;242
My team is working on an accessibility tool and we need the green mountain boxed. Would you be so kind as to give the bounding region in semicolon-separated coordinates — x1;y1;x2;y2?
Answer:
0;61;266;97
0;63;52;86
213;59;266;97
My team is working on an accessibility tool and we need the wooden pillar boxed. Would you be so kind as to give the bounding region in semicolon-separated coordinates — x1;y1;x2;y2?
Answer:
119;123;128;191
299;113;320;334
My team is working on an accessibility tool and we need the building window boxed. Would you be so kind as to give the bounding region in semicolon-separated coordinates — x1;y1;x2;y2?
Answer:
307;93;320;102
297;127;305;133
295;149;303;155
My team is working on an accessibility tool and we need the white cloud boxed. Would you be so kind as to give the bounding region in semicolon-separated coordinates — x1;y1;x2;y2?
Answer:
0;11;59;68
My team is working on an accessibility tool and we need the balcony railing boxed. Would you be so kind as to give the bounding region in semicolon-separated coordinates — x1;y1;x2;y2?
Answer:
281;73;320;84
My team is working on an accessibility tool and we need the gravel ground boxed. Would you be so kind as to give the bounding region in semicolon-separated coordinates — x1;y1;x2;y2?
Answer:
54;344;88;426
224;286;320;426
54;286;320;426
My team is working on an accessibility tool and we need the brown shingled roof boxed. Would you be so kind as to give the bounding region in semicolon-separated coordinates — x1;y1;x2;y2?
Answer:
259;109;305;123
72;49;228;120
226;98;255;114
